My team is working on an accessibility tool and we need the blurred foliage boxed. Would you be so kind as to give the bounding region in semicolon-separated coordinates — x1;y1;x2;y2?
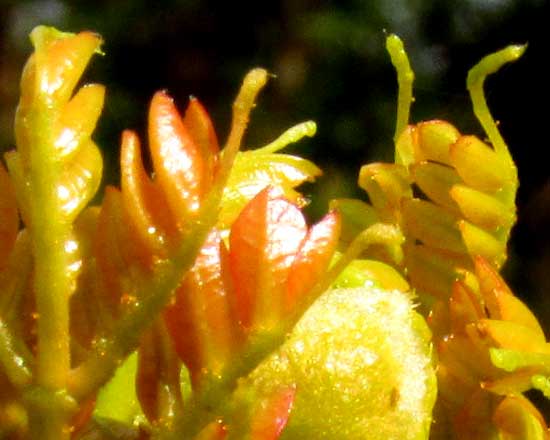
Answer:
0;0;548;332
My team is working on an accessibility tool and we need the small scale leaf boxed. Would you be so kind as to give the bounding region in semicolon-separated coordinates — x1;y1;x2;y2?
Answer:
329;198;379;245
402;199;466;254
358;163;411;221
416;120;460;166
458;220;506;268
450;184;515;231
183;97;219;180
411;161;461;213
164;230;239;383
55;84;105;159
57;141;103;221
450;135;512;192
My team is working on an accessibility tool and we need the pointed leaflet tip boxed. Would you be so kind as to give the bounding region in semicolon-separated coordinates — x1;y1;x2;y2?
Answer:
29;26;103;105
286;210;340;314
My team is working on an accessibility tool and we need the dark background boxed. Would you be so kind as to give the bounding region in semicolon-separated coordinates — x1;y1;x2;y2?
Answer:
1;0;549;329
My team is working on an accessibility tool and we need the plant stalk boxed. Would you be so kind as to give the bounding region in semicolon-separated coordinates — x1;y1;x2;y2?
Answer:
26;101;73;439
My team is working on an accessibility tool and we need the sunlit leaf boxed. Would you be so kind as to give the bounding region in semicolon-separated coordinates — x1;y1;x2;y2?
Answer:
222;152;321;228
149;91;206;219
229;188;307;329
94;352;145;426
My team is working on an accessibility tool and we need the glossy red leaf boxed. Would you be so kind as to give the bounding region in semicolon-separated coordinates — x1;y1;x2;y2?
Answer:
149;91;206;220
183;97;219;187
285;210;340;313
229;188;307;330
120;130;178;255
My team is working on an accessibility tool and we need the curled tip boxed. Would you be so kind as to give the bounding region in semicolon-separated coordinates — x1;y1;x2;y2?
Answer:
386;34;415;160
257;121;317;154
467;44;526;167
236;68;269;110
467;44;527;87
245;67;269;84
386;34;406;59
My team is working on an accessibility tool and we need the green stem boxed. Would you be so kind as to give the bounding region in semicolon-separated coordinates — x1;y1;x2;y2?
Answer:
254;121;317;154
24;386;76;440
31;115;71;376
171;330;286;438
218;68;268;185
386;34;414;158
24;100;73;439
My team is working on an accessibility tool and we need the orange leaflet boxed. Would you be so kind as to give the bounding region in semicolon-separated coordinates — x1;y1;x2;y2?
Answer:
31;29;101;104
228;187;340;331
149;91;210;220
285;210;340;313
164;230;240;385
164;188;339;385
120;93;220;258
229;187;307;330
94;187;152;313
182;97;219;184
120;130;178;256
